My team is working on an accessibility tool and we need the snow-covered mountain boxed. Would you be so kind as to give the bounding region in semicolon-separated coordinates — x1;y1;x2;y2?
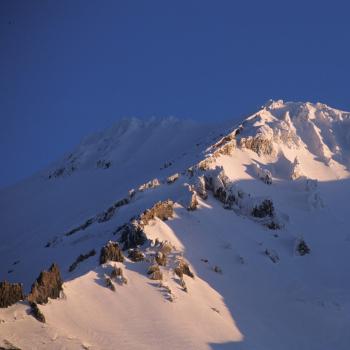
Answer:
1;100;349;350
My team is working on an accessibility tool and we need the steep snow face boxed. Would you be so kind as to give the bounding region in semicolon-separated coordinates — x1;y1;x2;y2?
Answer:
211;100;350;180
1;101;350;350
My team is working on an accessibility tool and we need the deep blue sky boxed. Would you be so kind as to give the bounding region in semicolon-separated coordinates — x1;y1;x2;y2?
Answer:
1;0;349;188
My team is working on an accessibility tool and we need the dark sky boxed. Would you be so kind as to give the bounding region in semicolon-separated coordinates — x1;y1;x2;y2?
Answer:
1;0;350;188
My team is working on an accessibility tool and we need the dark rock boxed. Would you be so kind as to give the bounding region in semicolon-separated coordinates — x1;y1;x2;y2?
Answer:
105;277;115;291
265;249;279;263
65;218;95;236
100;241;124;264
69;249;96;272
296;239;311;256
0;281;24;308
27;263;63;304
110;266;127;285
155;252;167;266
128;248;145;262
266;221;281;230
110;266;122;279
98;197;129;223
174;260;194;279
29;302;46;323
118;221;147;250
116;201;173;250
98;206;117;223
159;241;173;255
97;159;112;169
139;200;174;225
213;265;222;274
0;339;22;350
252;199;274;218
147;265;163;280
166;173;180;184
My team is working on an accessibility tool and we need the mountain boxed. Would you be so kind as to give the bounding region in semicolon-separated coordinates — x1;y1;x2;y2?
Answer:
0;100;349;350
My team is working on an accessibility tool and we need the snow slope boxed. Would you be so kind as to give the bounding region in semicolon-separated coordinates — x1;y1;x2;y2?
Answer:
1;101;350;350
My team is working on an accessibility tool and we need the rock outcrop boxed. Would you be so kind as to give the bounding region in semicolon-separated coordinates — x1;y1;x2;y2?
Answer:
116;200;174;250
100;241;124;264
0;281;24;308
27;263;63;304
30;302;46;323
295;238;311;256
139;200;174;224
69;249;96;272
252;199;274;218
128;248;145;262
117;221;148;250
240;135;274;156
174;259;194;279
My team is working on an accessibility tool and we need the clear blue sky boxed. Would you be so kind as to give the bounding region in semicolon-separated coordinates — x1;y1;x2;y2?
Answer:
1;0;349;188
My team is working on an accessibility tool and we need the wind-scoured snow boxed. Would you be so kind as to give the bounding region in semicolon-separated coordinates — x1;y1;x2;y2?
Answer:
0;101;349;349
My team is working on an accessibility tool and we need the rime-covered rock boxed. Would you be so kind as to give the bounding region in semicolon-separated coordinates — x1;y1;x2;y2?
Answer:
100;241;124;264
194;175;208;199
290;157;303;180
27;263;63;304
252;163;272;185
0;281;24;308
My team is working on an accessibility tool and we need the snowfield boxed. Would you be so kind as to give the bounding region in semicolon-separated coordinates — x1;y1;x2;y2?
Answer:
1;100;349;349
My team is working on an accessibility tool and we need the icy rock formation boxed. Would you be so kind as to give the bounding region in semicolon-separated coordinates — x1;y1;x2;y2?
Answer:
252;163;272;184
290;157;304;180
